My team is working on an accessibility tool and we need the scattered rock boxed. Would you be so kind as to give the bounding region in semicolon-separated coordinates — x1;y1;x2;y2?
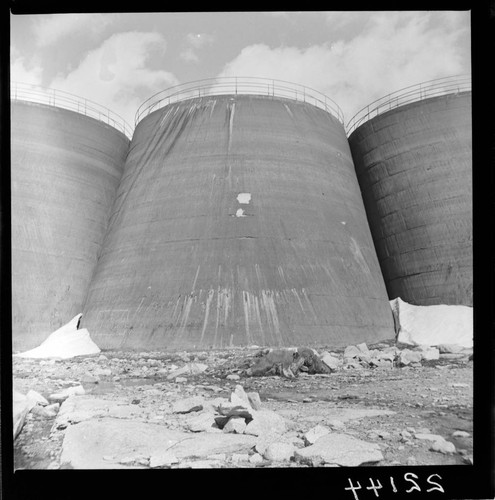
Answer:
246;348;300;377
415;433;445;442
327;419;346;431
247;392;262;410
223;417;247;434
263;442;295;461
356;343;369;354
452;430;470;438
226;374;240;380
419;347;440;361
31;403;60;418
231;453;250;463
398;349;423;366
49;385;85;404
13;390;36;439
294;433;384;467
186;412;218;433
430;439;456;454
320;352;341;371
244;410;287;437
26;390;49;406
344;346;361;359
172;396;204;414
437;344;464;354
297;347;331;374
167;363;208;380
60;418;257;468
249;453;263;464
230;385;251;408
217;401;254;421
94;368;112;377
303;425;330;445
149;452;179;468
81;373;100;384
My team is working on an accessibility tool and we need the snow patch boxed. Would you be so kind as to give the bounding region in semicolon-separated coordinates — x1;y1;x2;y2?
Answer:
390;297;472;348
14;314;101;359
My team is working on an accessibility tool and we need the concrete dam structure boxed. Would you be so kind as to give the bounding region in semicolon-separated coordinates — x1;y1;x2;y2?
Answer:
348;77;472;306
11;76;471;351
11;87;130;351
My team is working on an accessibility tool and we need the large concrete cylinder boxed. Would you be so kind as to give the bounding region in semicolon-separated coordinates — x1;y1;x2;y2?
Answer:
82;94;394;350
11;101;129;351
348;92;472;306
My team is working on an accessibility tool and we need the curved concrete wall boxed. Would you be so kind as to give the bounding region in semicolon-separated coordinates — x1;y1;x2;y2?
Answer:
348;92;472;306
82;95;394;350
11;101;129;350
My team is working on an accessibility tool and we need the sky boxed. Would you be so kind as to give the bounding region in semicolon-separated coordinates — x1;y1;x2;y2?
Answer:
10;11;471;129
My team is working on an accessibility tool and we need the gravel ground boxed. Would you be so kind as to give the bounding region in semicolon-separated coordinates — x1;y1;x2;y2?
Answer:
12;341;473;470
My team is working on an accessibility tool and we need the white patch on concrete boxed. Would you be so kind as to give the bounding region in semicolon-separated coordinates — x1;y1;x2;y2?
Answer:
237;193;251;204
260;290;281;345
349;237;370;274
284;104;294;118
235;209;246;217
200;289;215;343
228;102;236;152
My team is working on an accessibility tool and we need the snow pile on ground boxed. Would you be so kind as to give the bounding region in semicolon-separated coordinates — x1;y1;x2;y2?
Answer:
14;314;101;359
390;298;473;348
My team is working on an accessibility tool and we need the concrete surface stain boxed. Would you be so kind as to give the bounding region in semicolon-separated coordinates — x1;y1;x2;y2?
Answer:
350;237;371;275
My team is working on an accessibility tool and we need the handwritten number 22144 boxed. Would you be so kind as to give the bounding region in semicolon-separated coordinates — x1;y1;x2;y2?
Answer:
345;474;445;499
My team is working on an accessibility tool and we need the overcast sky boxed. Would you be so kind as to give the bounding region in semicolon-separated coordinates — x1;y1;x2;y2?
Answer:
10;11;471;128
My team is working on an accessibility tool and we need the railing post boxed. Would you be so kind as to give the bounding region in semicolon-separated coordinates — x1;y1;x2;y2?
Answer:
235;77;238;95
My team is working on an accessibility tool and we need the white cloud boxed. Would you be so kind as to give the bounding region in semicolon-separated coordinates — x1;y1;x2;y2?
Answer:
218;12;470;123
186;32;215;49
180;32;215;63
33;13;117;47
180;48;199;63
50;31;179;126
10;46;43;86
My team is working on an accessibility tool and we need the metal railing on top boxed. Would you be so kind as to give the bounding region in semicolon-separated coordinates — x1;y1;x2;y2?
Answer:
10;81;133;140
135;77;345;126
345;74;471;136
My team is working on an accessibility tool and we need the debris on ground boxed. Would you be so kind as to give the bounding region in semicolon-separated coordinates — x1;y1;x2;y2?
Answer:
12;336;473;469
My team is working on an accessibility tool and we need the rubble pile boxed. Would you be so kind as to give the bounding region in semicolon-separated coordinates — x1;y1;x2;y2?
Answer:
243;341;470;378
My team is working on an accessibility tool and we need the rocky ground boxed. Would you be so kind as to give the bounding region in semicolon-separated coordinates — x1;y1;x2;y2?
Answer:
13;340;473;470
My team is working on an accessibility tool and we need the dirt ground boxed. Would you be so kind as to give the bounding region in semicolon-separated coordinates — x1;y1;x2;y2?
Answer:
12;339;474;471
